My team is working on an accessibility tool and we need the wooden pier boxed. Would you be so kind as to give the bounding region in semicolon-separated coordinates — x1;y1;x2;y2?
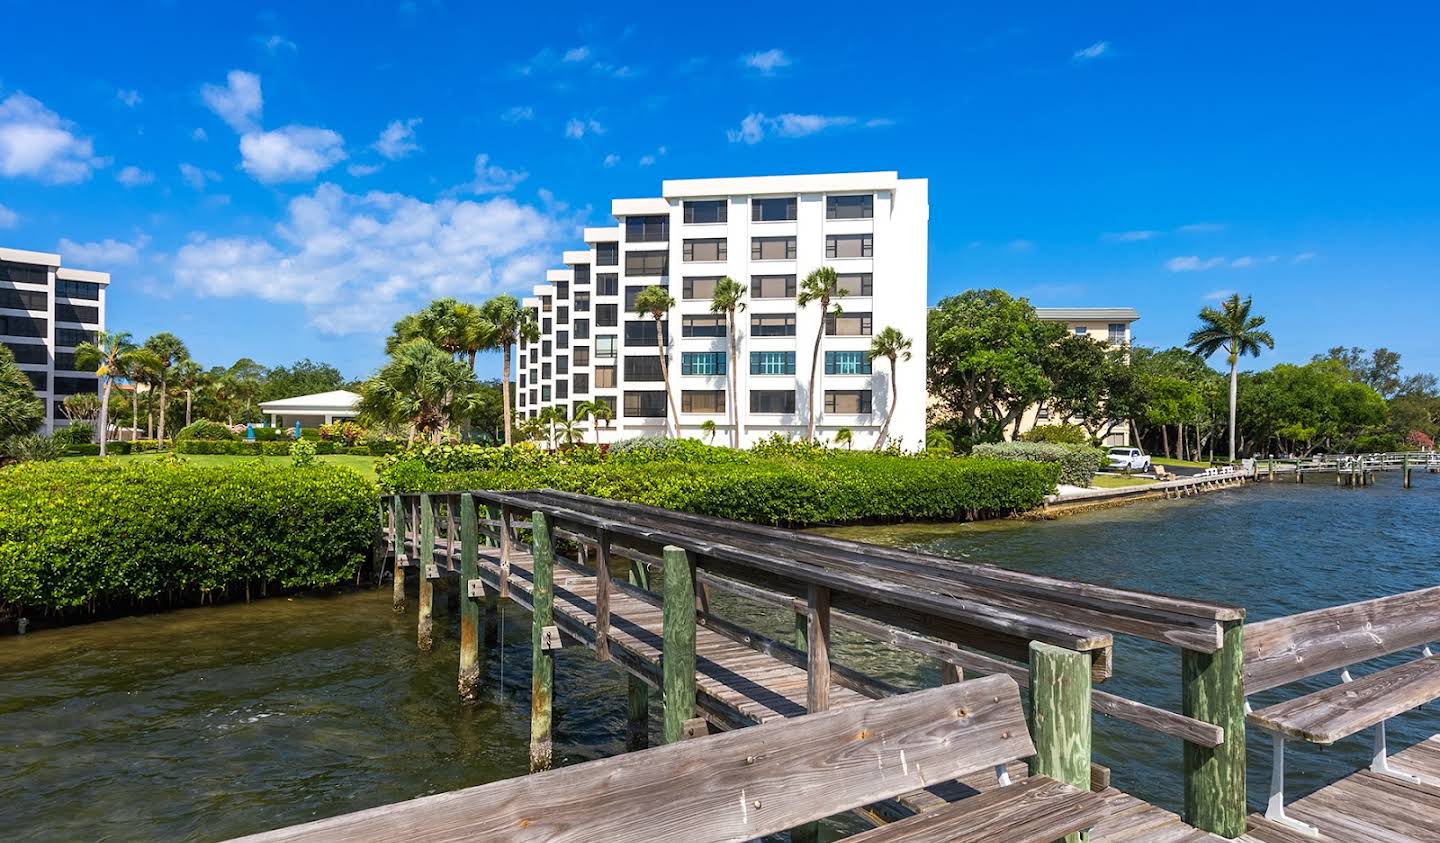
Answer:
1260;451;1439;488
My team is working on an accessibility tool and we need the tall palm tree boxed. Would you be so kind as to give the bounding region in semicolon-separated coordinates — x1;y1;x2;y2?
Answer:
633;285;680;437
1185;294;1275;461
123;347;162;439
709;276;747;447
172;359;204;428
867;326;914;450
358;338;478;444
482;294;540;445
797;267;846;441
834;427;854;450
73;329;135;456
576;399;614;446
141;333;189;442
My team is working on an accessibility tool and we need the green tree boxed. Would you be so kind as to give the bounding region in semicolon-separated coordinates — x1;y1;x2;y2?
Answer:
1185;294;1275;460
0;345;44;440
172;359;205;428
834;427;853;450
73;329;136;456
258;359;347;403
357;338;479;443
709;276;747;447
633;285;680;436
227;358;266;423
867;326;913;450
797;267;844;441
576;399;614;446
482;294;539;445
140;332;190;442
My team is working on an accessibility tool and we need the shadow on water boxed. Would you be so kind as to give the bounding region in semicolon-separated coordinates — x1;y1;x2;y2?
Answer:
1;471;1436;839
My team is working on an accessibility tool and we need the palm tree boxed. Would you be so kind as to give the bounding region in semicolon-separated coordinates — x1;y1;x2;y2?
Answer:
1185;294;1275;461
537;405;566;451
709;276;747;447
576;399;614;446
141;332;190;442
797;267;846;441
482;294;540;445
123;347;162;439
867;327;914;450
557;415;585;449
834;427;853;450
73;329;135;456
358;338;478;443
172;359;205;428
701;419;717;444
633;285;680;437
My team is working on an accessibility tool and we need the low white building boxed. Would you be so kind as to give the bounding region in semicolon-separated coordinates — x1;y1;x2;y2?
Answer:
1017;307;1140;446
259;390;360;429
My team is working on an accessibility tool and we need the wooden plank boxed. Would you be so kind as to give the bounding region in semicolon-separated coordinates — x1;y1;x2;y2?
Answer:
1027;642;1092;843
227;677;1035;843
806;585;831;714
417;493;435;652
457;494;482;701
662;545;697;744
594;528;612;662
847;776;1105;843
1183;619;1246;838
528;510;556;773
1247;654;1440;744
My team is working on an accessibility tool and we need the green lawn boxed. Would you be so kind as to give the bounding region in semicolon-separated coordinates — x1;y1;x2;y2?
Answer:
1151;457;1232;469
67;452;380;482
1091;474;1158;489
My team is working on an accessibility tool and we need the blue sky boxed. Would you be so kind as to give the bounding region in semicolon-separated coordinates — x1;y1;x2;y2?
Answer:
2;2;1437;381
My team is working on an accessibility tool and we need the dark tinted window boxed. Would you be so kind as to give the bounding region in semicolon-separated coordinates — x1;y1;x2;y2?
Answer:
0;287;47;311
625;250;668;276
624;320;668;344
573;318;590;340
596;273;619;295
825;390;873;414
752;197;797;222
0;261;48;286
750;390;796;413
625;215;670;242
5;342;47;364
574;292;590;312
681;315;726;338
826;194;873;219
750;314;796;337
55;376;97;395
596;242;619;266
25;370;46;389
1;315;47;338
58;279;102;299
624;390;667;417
596;304;618;327
624;355;664;381
684;200;727;224
573;372;589;394
573;264;591;284
574;346;589;367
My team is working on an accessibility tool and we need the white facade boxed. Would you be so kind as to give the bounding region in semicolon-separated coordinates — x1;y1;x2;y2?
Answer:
259;389;361;429
1;246;109;433
517;172;929;449
1019;307;1140;446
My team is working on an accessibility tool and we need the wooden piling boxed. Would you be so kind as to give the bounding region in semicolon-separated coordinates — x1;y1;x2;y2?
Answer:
1404;456;1412;489
806;585;832;714
458;493;482;701
661;545;697;745
1182;619;1246;838
626;556;651;751
594;529;612;662
529;510;557;772
417;493;436;652
1028;641;1093;843
482;505;502;646
498;504;514;598
390;495;406;614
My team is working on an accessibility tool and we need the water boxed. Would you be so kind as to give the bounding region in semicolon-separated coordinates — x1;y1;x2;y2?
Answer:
1;472;1436;840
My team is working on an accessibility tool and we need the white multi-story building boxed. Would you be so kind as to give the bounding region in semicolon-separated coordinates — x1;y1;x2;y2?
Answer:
1;246;109;433
1015;307;1140;446
517;172;928;449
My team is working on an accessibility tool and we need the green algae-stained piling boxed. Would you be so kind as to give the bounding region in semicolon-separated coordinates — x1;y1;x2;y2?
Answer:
661;545;697;745
417;493;436;652
1028;641;1093;843
389;495;407;614
1182;619;1246;838
528;510;557;773
457;493;482;701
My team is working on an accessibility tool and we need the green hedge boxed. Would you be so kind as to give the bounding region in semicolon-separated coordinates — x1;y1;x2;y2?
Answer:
0;460;375;613
176;420;235;441
971;441;1106;487
63;444;101;456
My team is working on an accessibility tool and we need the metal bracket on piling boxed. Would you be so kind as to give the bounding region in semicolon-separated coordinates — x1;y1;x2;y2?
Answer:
680;717;708;741
539;625;562;651
468;579;484;598
425;564;441;580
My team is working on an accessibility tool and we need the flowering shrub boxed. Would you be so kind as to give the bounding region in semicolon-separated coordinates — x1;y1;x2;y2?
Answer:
319;421;366;446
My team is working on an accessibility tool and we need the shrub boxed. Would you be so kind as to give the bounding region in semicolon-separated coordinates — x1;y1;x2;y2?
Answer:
300;427;321;440
2;434;63;462
107;441;132;456
129;439;165;453
176;420;236;441
0;460;374;613
1020;424;1090;445
925;429;955;454
290;439;318;466
53;423;94;445
319;421;366;446
343;445;372;455
63;444;101;456
971;441;1106;487
252;426;279;442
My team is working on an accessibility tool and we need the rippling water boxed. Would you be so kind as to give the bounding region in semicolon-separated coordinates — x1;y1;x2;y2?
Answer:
1;472;1436;840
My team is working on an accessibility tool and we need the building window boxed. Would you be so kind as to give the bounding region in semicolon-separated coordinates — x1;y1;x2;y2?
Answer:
751;237;796;261
596;335;618;359
825;350;872;375
624;390;668;418
624;355;665;382
530;389;537;405
1037;407;1050;420
833;273;874;297
26;370;46;389
626;215;670;242
556;380;569;400
518;392;527;408
0;287;47;312
542;340;552;356
519;373;527;389
682;276;722;300
750;274;796;298
597;273;619;295
751;314;796;337
573;372;589;394
574;318;590;340
750;351;795;375
682;390;726;414
826;312;872;336
557;305;569;324
826;194;874;220
682;238;726;262
595;394;617;416
624;286;650;311
541;295;552;312
825;234;873;259
625;250;669;276
682;351;727;376
58;327;97;347
574;291;590;312
595;366;617;388
530;368;537;384
825;390;873;414
682;315;726;338
624;320;667;345
684;200;727;224
53;351;78;371
57;279;102;300
556;281;569;300
4;342;47;365
542;362;552;380
541;385;551;402
559;330;571;350
597;242;619;266
750;390;796;414
54;376;97;395
574;345;589;367
1073;325;1089;336
0;261;49;286
573;264;591;284
556;355;569;376
751;196;797;222
596;303;618;327
1108;323;1127;344
542;318;552;334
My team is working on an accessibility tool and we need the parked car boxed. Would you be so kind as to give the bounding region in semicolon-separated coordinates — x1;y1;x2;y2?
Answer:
1107;446;1152;472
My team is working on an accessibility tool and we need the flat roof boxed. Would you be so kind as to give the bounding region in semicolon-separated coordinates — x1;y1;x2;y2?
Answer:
662;171;904;198
258;389;361;412
0;246;61;267
1035;307;1140;322
57;267;111;285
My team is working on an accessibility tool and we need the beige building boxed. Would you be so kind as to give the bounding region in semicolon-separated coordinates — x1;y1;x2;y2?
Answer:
1014;307;1140;446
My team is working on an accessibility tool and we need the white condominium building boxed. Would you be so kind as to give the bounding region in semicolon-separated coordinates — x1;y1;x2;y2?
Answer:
518;171;928;449
1;246;109;433
1020;307;1140;446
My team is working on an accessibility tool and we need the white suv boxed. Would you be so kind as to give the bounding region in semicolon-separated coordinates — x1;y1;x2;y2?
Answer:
1107;447;1152;472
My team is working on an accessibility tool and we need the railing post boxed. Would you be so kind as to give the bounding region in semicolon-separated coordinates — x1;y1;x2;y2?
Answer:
1182;620;1246;838
627;555;651;751
458;493;483;701
481;504;501;645
1403;455;1411;489
417;493;436;652
806;585;832;713
594;529;612;662
498;504;514;598
529;510;556;772
661;545;697;745
390;495;407;613
1029;642;1092;843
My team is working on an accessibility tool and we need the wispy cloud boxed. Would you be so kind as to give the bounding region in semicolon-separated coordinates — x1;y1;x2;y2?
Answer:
179;162;222;190
501;105;534;123
0;204;17;228
564;118;604;139
116;89;142;108
240;125;346;183
465;153;527;194
1166;256;1227;272
1104;230;1160;242
603;154;620;167
742;48;791;75
1292;251;1317;264
59;234;149;265
728;112;869;144
347;163;381;177
563;46;591;63
116;165;154;187
1177;222;1225;233
0;92;107;183
201;70;263;132
261;34;298;53
1073;41;1111;61
1204;289;1236;301
1007;239;1035;252
373;117;421;160
191;127;208;142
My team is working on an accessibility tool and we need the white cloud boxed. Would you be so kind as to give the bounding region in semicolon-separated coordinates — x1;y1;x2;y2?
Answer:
501;105;534;122
0;204;16;228
727;112;858;144
564;118;604;139
1073;41;1111;61
116;89;142;108
116;165;155;187
191;127;208;142
603;153;620;167
864;117;896;128
373;117;421;160
172;182;573;334
179;162;222;190
1104;230;1160;242
1292;251;1317;264
0;92;107;183
58;234;148;265
1177;222;1225;233
1230;256;1255;268
465;153;527;193
1166;256;1227;272
262;34;298;53
743;48;791;75
202;70;263;132
563;46;591;62
1204;289;1236;301
347;163;382;177
240;125;346;183
638;154;655;166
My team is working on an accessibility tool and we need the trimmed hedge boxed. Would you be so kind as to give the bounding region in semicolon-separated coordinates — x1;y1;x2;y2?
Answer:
176;420;235;441
378;443;1057;526
174;440;395;457
63;444;101;456
0;460;375;613
971;441;1106;487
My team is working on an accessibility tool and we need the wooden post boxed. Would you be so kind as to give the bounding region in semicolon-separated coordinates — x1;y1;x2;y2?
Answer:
661;545;697;745
1029;642;1092;843
1404;455;1412;489
390;495;407;614
806;585;832;714
498;504;514;598
417;493;436;652
594;529;612;662
794;610;808;651
482;504;501;646
1182;620;1246;838
529;510;556;772
458;494;483;701
626;556;651;751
